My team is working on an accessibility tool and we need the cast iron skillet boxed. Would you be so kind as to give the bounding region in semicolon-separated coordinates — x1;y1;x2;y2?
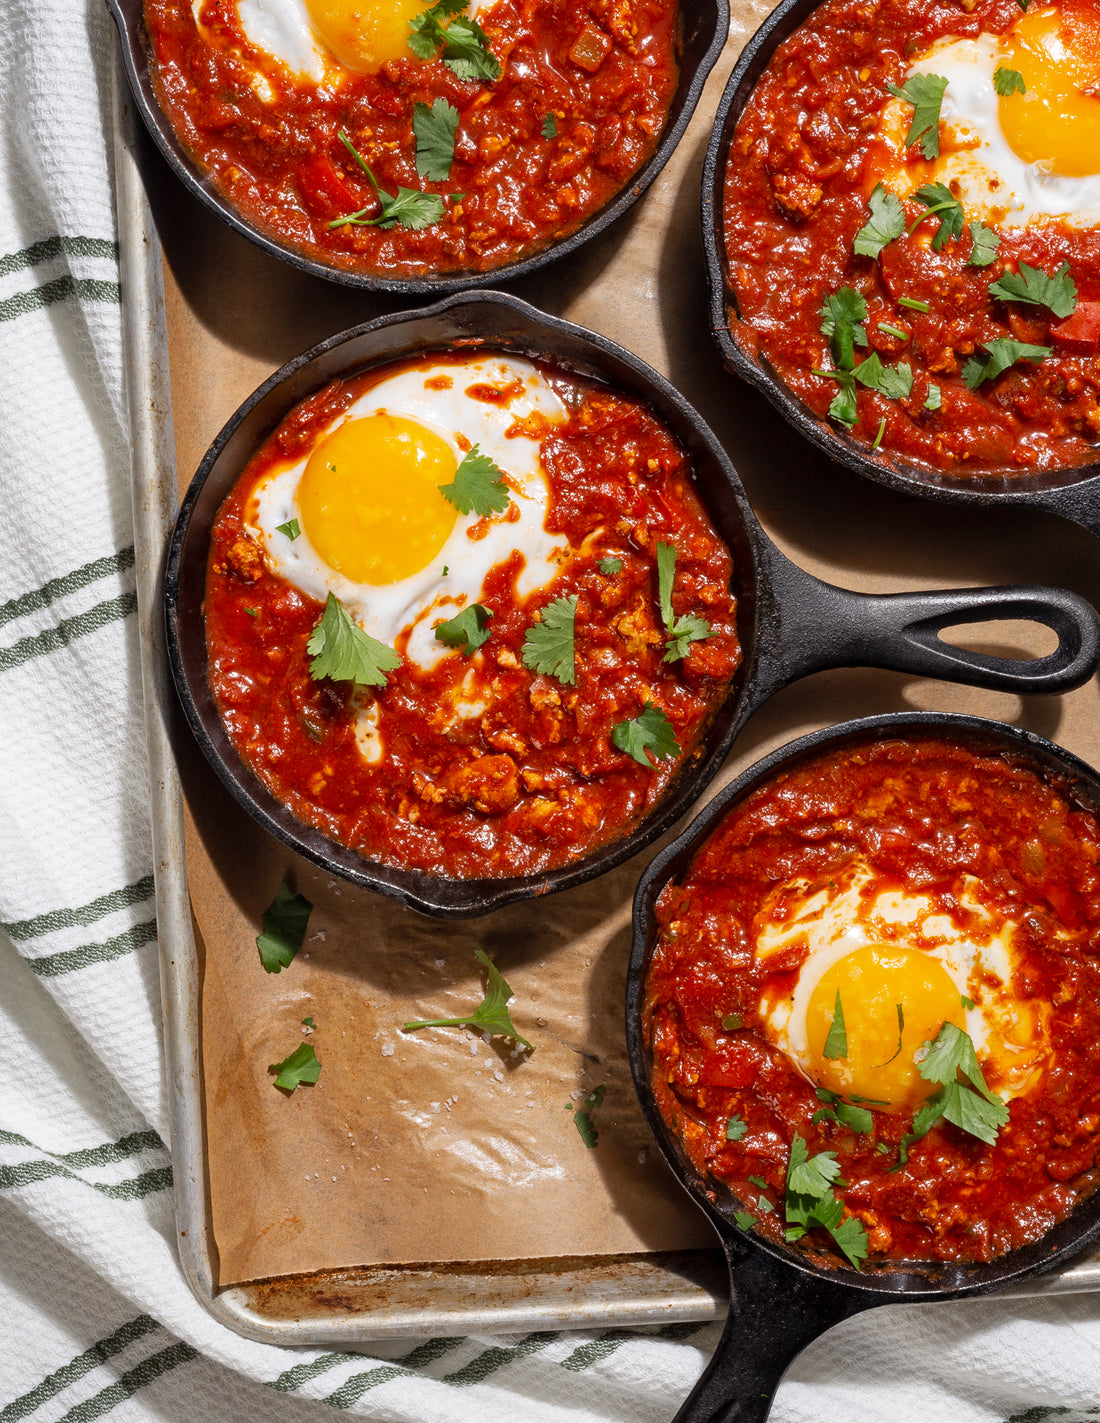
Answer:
628;711;1100;1423
700;0;1100;538
106;0;728;295
165;289;1100;919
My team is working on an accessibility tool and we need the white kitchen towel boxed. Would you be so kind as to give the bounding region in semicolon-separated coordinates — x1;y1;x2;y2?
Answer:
3;3;1100;1422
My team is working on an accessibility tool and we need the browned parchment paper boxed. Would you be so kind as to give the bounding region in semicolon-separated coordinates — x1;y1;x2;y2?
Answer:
147;0;1100;1287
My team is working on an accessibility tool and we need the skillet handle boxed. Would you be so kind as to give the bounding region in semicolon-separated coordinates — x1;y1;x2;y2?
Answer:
675;1241;888;1423
749;548;1100;703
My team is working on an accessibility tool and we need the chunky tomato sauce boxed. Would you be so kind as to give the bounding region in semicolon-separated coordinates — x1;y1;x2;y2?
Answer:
723;0;1100;476
645;735;1100;1265
144;0;679;277
204;351;740;878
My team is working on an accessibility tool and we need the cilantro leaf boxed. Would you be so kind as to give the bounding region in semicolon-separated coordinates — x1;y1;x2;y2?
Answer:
521;593;577;684
854;351;914;401
611;702;681;767
302;1016;315;1028
269;1042;320;1093
275;518;300;541
968;221;1002;267
408;0;502;80
598;556;622;575
726;1114;748;1142
786;1135;842;1198
733;1210;757;1231
307;593;401;687
988;260;1078;318
330;130;450;231
820;287;869;369
853;183;905;259
438;444;510;515
872;1003;905;1068
570;1085;605;1147
542;113;558;139
924;383;942;410
413;97;459;181
830;1214;870;1270
403;948;534;1051
256;882;312;974
748;1175;769;1191
962;338;1052;388
828;375;858;427
655;541;712;662
435;603;493;655
887;72;949;159
784;1133;868;1268
910;182;964;250
814;1089;873;1134
994;66;1026;96
918;1021;1000;1103
909;1022;1011;1146
408;0;465;57
823;990;848;1059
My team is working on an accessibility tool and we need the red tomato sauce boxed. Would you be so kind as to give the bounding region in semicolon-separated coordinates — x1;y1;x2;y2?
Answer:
143;0;680;277
645;735;1100;1265
204;351;741;878
722;0;1100;476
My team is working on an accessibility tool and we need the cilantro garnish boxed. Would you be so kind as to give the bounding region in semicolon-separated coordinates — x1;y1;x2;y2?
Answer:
924;383;942;411
756;1193;775;1213
330;131;451;231
733;1210;757;1231
898;296;930;313
611;702;681;768
1017;0;1029;9
726;1114;748;1142
877;321;910;341
812;1088;873;1134
542;113;558;139
822;990;848;1059
598;556;623;575
988;260;1078;319
872;417;886;450
909;182;964;249
655;540;711;662
853;184;906;260
748;1175;769;1191
887;72;949;159
569;1084;605;1147
413;97;459;181
408;0;502;80
438;444;511;516
302;1016;315;1028
994;66;1026;97
962;994;975;1010
899;1022;1009;1157
855;353;914;400
962;338;1052;388
873;1004;905;1068
275;518;301;541
968;221;1002;267
403;947;534;1051
818;372;858;428
721;1013;744;1030
521;593;577;684
269;1042;320;1093
820;287;869;370
435;603;493;656
256;882;312;974
784;1133;868;1269
307;593;401;688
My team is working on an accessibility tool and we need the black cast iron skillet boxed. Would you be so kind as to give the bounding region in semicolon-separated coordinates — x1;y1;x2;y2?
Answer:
106;0;728;295
701;0;1100;538
165;289;1100;919
628;711;1100;1423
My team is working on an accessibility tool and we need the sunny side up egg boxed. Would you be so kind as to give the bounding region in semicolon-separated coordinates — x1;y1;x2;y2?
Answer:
876;2;1100;227
755;859;1054;1113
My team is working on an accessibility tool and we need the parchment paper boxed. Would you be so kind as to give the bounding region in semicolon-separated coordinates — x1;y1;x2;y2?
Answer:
147;0;1100;1286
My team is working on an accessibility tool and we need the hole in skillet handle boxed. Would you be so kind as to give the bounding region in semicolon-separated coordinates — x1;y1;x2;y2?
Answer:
106;0;729;294
627;712;1100;1423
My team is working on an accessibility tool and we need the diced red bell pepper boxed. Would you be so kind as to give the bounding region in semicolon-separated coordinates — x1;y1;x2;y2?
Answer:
1051;301;1100;353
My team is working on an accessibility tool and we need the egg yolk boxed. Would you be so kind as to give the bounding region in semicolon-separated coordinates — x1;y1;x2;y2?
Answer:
297;413;458;585
304;0;430;71
804;943;967;1111
999;3;1100;178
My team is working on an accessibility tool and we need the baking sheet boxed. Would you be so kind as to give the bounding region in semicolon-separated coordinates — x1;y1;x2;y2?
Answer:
115;0;1100;1340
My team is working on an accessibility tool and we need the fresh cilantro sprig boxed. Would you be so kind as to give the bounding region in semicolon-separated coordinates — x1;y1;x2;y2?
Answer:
988;260;1078;319
598;556;622;575
968;221;1001;267
542;113;559;139
404;948;534;1050
822;990;848;1059
811;1088;873;1134
307;593;401;687
909;182;964;250
924;383;942;410
435;603;493;655
854;351;914;400
895;1023;1009;1164
872;1004;905;1068
726;1114;748;1142
994;66;1026;96
522;594;577;684
784;1134;869;1269
408;0;502;80
275;518;300;541
733;1209;757;1231
821;287;869;369
853;183;905;259
439;445;511;515
256;882;312;974
269;1042;320;1093
612;703;681;768
887;72;949;159
570;1084;605;1148
962;338;1052;388
413;97;460;181
655;541;712;662
330;130;452;231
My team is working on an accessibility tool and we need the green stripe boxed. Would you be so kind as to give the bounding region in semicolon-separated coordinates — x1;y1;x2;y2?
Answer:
271;1353;363;1393
30;919;158;977
0;548;135;630
54;1342;197;1423
560;1329;632;1371
0;235;118;278
0;1159;171;1200
0;1316;161;1423
0;275;120;325
324;1338;464;1408
0;1128;164;1170
0;590;136;673
3;874;154;942
443;1331;559;1387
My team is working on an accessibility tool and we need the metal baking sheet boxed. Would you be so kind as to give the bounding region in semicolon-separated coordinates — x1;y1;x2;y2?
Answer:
112;15;1100;1344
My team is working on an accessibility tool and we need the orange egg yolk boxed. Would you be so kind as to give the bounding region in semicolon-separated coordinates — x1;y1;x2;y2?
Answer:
304;0;429;70
297;413;458;585
999;2;1100;178
804;943;967;1112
